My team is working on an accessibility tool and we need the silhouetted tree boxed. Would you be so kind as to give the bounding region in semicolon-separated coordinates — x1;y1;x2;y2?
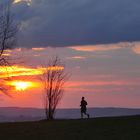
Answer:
40;57;68;120
0;2;18;95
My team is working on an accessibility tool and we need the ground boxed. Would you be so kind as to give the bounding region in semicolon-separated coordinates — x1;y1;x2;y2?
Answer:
0;115;140;140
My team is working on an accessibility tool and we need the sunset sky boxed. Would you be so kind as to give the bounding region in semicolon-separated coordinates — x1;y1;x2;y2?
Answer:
0;0;140;108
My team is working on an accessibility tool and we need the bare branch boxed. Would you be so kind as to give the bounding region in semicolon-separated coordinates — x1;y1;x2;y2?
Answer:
0;2;18;58
0;1;18;95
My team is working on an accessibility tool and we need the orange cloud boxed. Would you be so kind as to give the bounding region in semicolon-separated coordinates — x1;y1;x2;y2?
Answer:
47;66;64;71
2;53;11;56
132;44;140;54
0;65;64;78
67;56;86;60
32;48;47;51
66;80;140;88
0;66;42;78
69;45;121;52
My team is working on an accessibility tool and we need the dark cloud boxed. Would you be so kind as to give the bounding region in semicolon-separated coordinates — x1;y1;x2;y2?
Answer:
10;0;140;47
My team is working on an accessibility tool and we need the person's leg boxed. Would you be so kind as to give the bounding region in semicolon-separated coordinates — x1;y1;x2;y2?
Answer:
84;111;90;118
87;113;90;118
81;112;83;119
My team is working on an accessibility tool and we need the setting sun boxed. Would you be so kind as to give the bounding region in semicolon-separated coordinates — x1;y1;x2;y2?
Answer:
10;81;34;91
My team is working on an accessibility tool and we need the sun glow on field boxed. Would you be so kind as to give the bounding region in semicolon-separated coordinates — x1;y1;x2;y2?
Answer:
10;81;34;91
13;0;32;6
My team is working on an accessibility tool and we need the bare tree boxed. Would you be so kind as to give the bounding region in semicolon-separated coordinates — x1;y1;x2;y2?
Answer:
0;1;18;94
0;1;17;63
40;57;68;120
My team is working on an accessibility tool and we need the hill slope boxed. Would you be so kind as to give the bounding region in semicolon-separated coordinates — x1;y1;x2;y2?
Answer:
0;115;140;140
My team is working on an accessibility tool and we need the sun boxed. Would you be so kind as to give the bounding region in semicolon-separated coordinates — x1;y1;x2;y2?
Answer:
11;81;33;91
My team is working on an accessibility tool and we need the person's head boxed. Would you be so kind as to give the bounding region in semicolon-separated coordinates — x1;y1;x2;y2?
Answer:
82;97;85;100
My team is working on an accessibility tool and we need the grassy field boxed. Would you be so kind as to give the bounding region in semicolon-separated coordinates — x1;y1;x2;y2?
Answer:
0;115;140;140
